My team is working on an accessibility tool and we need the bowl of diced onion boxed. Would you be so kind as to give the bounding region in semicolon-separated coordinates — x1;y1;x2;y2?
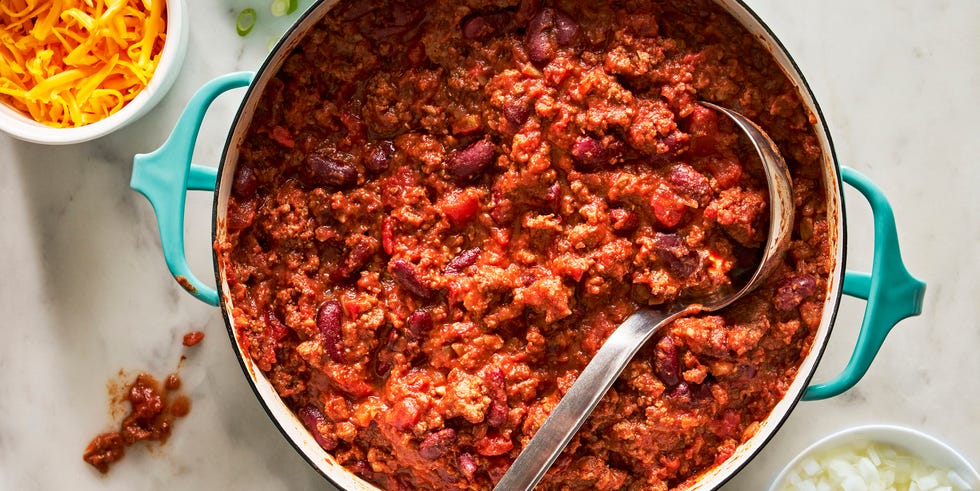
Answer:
770;425;979;491
0;0;188;145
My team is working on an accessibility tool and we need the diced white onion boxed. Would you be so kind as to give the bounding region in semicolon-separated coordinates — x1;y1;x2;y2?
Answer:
777;441;976;491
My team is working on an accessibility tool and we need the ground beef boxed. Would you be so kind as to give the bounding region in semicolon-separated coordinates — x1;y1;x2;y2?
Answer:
216;0;831;489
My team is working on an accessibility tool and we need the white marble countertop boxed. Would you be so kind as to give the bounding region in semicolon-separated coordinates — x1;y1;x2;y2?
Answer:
1;1;977;490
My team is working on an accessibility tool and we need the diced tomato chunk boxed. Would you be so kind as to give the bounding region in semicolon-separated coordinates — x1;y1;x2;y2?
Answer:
706;155;742;189
685;105;719;156
651;185;687;228
270;125;295;148
442;188;481;225
474;434;513;456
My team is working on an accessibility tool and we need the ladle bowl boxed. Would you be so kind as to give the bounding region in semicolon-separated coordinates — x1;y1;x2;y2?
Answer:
494;102;796;491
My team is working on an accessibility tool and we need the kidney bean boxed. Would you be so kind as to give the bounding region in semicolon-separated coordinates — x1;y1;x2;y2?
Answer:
484;367;508;427
383;325;400;351
391;259;433;299
462;12;513;40
503;98;532;127
444;247;481;275
297;405;338;451
375;357;392;379
317;301;344;363
418;428;456;460
458;453;478;480
365;140;395;174
489;190;514;226
552;9;578;46
349;237;378;270
652;233;699;278
463;15;494;40
661;131;689;155
333;236;379;280
265;311;290;342
448;139;496;179
525;19;555;64
654;231;684;252
609;208;639;233
666;382;712;409
571;136;612;168
653;335;681;386
543;181;561;205
232;165;258;199
736;364;757;382
669;163;712;205
309;155;358;188
406;308;433;339
668;383;690;400
773;273;817;312
525;8;577;66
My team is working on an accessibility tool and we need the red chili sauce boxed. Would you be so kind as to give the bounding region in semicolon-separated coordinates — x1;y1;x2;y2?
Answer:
218;0;831;489
83;373;191;474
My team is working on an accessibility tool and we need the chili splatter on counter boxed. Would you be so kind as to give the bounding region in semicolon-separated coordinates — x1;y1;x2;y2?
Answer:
82;372;191;474
217;0;831;489
83;330;203;474
183;331;205;347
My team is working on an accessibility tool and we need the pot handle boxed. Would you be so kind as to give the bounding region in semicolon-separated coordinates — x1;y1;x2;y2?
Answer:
802;166;926;400
131;72;256;306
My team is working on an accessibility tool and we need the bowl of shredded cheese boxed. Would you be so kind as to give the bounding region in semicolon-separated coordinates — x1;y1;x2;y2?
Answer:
0;0;187;144
770;425;979;491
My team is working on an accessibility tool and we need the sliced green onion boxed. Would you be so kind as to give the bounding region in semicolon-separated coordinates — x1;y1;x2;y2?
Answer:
237;8;257;36
270;0;298;17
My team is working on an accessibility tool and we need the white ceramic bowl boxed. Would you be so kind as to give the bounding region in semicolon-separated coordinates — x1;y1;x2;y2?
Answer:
0;0;188;145
769;424;980;491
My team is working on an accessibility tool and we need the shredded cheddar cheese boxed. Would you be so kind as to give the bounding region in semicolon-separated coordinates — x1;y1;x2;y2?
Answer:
0;0;167;128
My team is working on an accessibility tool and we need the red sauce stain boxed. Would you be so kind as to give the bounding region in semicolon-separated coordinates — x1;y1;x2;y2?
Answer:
174;275;197;294
83;372;189;474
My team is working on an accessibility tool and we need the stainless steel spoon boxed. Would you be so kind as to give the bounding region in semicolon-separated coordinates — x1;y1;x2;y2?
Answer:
493;102;795;491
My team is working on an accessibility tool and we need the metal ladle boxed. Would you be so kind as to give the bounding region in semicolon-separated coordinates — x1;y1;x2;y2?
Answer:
494;102;795;491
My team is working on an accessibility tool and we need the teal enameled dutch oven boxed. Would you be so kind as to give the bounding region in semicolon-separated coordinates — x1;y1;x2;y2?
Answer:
130;1;926;489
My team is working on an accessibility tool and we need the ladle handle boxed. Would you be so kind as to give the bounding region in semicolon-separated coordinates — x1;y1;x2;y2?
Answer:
803;167;926;400
493;307;695;491
131;72;255;306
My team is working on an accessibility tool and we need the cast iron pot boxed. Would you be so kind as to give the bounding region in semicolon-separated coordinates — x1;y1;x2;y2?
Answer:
131;1;927;489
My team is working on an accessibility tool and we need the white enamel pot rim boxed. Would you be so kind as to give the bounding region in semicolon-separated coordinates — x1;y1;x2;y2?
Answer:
190;1;917;490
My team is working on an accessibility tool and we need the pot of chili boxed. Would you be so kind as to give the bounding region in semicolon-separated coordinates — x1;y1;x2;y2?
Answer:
132;0;926;489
